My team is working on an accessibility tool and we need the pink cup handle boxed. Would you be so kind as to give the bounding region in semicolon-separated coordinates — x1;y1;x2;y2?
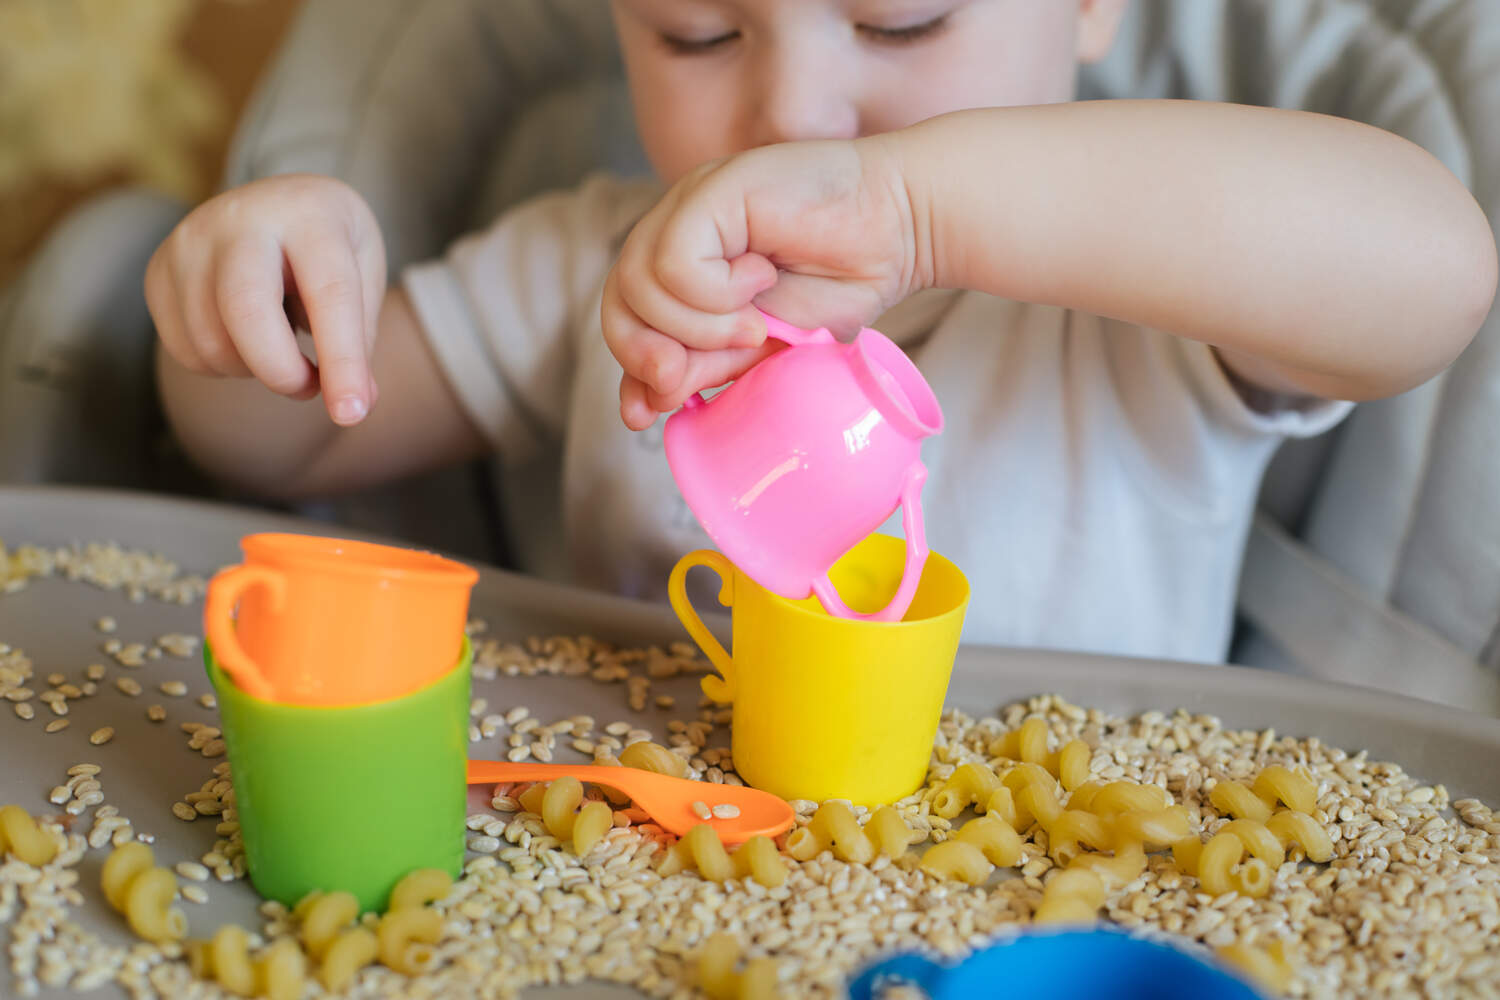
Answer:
811;462;930;623
681;311;835;412
203;565;284;701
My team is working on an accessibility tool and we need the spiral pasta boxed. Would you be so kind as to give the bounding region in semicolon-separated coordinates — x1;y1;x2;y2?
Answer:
1217;940;1296;994
571;800;615;856
1032;868;1107;925
696;933;782;1000
299;889;359;960
954;814;1023;868
256;937;308;1000
619;740;690;779
101;845;188;947
319;927;379;992
1086;781;1172;818
1252;765;1317;815
1045;809;1113;866
0;804;57;866
541;776;584;839
932;763;1004;818
786;801;874;864
918;840;993;885
867;806;920;859
1265;809;1334;863
1209;780;1273;824
1110;806;1190;853
1055;739;1093;791
1006;766;1063;831
377;906;442;975
186;925;255;996
387;867;454;911
730;835;788;887
1068;843;1147;892
660;823;736;882
101;841;155;911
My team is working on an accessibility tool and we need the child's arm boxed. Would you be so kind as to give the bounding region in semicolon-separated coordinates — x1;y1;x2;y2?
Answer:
148;175;486;498
604;101;1498;429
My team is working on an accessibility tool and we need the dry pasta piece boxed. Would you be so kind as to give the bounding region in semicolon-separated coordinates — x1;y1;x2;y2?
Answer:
571;800;614;856
661;824;736;882
102;841;155;911
1031;894;1099;926
731;835;788;888
1171;837;1204;877
1045;810;1113;866
738;956;782;1000
517;782;549;816
808;801;874;864
1056;739;1092;791
981;786;1020;829
299;889;358;960
1217;940;1296;994
932;763;1003;818
1086;781;1172;818
541;776;584;839
255;937;307;1000
1032;867;1107;925
209;924;256;996
1014;778;1063;831
124;867;188;943
1196;831;1247;896
1016;716;1052;766
0;804;58;866
1252;765;1318;815
1265;809;1334;863
377;906;442;975
1209;780;1273;824
783;823;826;863
318;926;379;993
1218;819;1286;870
619;740;689;779
1111;806;1191;853
868;806;920;859
1068;844;1147;892
697;933;741;1000
387;867;453;911
1229;857;1273;899
918;839;993;885
1066;780;1105;813
955;814;1022;867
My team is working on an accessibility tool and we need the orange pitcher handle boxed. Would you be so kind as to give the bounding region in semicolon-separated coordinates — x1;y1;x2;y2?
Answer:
668;550;737;703
812;462;930;623
203;565;284;701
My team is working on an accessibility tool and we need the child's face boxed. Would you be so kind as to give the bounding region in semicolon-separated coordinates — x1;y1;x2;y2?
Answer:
611;0;1127;183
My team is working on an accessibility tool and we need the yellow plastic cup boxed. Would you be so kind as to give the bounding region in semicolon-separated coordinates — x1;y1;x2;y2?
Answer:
669;533;969;806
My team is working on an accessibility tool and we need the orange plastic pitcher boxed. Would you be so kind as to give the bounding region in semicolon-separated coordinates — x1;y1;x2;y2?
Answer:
204;534;478;706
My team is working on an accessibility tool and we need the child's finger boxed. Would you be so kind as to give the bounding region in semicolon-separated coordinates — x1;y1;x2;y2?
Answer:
601;289;690;397
616;268;767;351
172;245;253;379
284;236;372;426
144;252;213;376
214;236;317;399
619;374;658;432
644;341;786;414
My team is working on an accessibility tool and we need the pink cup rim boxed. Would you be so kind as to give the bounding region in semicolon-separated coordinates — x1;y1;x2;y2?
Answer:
851;332;944;439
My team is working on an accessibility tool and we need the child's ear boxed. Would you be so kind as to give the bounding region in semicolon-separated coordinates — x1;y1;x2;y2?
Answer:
1077;0;1129;64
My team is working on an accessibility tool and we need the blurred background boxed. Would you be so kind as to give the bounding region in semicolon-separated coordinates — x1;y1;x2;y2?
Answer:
1;0;301;287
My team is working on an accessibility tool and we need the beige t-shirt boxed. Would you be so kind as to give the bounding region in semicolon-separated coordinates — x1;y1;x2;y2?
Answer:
404;173;1351;663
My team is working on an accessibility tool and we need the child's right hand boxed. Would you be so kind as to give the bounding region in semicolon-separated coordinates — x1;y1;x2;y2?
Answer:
144;174;387;426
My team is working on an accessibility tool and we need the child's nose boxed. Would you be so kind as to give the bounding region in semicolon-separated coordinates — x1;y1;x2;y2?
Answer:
752;54;861;146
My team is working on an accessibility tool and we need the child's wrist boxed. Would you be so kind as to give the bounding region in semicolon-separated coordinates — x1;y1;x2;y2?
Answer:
853;132;936;299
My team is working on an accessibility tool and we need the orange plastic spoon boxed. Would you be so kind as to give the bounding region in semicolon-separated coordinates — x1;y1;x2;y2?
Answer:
466;760;794;843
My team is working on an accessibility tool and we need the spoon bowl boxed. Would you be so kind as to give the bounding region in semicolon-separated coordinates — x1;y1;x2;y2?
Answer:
467;759;795;843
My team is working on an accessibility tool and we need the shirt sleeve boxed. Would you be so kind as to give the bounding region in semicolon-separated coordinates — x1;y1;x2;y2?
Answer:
1182;340;1355;440
402;173;664;464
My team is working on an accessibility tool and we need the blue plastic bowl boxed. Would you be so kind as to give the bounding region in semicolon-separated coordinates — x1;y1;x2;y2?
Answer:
847;928;1266;999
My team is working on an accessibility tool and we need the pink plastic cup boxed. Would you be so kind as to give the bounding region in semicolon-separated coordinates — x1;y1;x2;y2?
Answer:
663;311;943;622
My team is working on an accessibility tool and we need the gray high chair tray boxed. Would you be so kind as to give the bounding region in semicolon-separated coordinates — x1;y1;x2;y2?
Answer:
1;485;1497;999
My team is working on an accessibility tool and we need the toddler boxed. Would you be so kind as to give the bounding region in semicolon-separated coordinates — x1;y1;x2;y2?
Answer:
145;0;1497;662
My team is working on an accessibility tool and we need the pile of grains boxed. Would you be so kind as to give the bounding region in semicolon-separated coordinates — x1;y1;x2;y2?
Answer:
2;543;1498;999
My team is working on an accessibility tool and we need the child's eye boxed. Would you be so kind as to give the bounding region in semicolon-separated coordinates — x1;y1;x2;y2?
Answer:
857;14;950;44
659;30;741;55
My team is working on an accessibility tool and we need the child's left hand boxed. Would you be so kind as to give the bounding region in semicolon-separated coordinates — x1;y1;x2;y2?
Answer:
602;137;925;430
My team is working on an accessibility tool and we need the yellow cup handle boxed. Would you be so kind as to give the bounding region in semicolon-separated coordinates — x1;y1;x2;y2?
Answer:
668;550;736;704
203;565;285;701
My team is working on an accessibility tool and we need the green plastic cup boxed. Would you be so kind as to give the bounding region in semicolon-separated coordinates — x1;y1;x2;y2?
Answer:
205;637;471;912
